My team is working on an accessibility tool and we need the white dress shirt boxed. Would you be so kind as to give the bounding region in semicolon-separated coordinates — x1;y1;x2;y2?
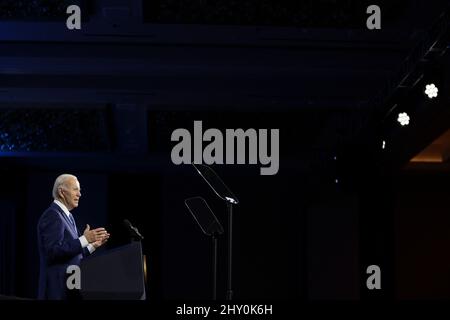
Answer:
53;200;95;254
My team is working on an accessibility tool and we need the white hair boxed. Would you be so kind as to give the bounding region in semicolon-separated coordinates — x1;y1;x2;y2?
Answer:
52;174;78;200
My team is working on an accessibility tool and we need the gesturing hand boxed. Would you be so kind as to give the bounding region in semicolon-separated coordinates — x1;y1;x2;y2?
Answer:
92;232;110;248
83;224;108;243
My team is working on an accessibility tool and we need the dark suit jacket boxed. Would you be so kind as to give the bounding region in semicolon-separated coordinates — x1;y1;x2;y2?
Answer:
37;202;89;300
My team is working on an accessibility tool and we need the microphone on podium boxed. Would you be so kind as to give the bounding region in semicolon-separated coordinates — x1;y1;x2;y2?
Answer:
123;219;144;241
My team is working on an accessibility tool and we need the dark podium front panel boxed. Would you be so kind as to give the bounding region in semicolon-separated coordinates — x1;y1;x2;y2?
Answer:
80;242;146;300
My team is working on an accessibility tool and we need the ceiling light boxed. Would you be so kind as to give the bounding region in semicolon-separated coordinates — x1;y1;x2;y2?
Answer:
397;112;410;126
425;83;438;98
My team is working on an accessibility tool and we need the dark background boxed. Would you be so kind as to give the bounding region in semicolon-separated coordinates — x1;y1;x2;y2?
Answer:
0;0;450;303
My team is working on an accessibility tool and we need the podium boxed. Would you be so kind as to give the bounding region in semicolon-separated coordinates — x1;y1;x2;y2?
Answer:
80;241;146;300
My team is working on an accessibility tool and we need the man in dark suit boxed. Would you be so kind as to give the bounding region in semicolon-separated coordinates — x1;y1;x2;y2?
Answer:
37;174;110;300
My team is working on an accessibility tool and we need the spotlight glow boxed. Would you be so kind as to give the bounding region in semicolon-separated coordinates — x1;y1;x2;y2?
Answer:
397;112;410;126
425;83;438;98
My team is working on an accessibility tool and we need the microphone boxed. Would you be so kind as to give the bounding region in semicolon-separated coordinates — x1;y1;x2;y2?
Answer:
123;219;144;240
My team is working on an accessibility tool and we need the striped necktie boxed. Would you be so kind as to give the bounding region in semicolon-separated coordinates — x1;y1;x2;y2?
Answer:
68;213;77;230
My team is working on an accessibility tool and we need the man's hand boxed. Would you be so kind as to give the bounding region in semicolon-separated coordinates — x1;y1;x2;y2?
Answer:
92;233;110;248
83;224;109;243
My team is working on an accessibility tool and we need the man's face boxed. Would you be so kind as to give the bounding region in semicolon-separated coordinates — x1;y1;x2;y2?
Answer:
60;177;81;211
